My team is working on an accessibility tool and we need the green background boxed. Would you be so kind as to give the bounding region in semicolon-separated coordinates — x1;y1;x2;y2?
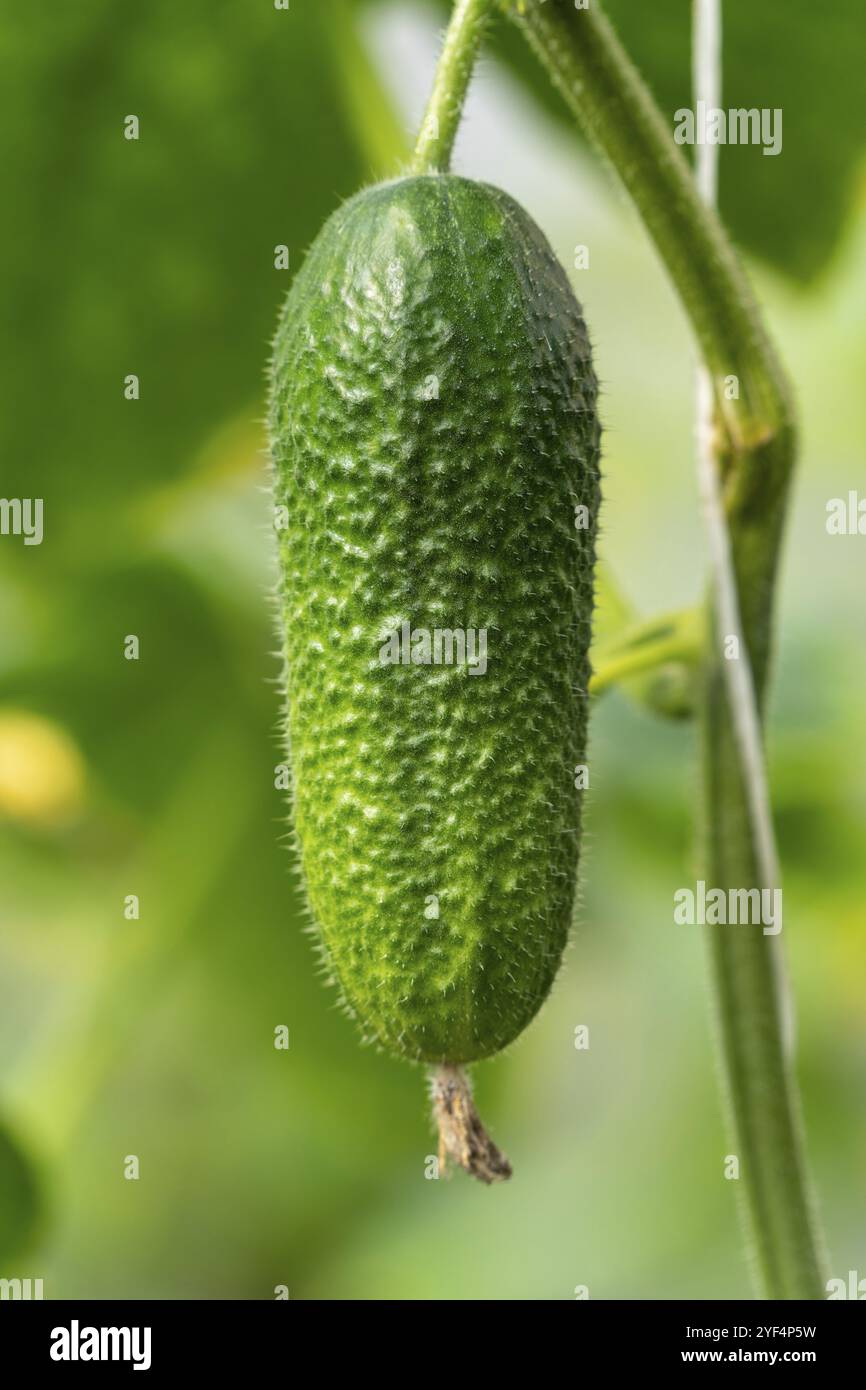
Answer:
0;0;864;1299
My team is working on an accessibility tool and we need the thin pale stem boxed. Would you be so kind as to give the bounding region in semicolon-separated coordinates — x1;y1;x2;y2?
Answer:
411;0;494;173
690;0;816;1298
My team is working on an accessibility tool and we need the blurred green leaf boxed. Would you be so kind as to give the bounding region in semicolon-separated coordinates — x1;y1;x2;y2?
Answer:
450;0;866;282
0;1121;41;1269
325;0;411;178
0;0;369;513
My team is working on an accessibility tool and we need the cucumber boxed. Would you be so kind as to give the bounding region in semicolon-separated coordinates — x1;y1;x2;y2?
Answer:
269;173;600;1070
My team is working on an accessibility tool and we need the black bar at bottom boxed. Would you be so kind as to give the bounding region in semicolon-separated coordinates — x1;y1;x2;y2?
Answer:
0;1297;861;1374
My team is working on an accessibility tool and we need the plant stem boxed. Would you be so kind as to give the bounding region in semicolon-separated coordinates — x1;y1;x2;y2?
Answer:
690;0;820;1300
592;569;699;719
411;0;494;173
501;0;826;1297
590;608;702;696
498;0;792;473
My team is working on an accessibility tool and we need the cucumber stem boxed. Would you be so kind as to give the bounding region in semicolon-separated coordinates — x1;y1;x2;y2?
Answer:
500;0;827;1297
410;0;494;174
431;1065;512;1184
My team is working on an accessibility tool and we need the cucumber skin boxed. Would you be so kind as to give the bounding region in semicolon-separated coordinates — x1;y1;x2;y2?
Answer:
269;175;600;1064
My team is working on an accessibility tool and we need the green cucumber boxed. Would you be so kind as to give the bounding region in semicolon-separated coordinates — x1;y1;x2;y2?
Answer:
269;173;600;1073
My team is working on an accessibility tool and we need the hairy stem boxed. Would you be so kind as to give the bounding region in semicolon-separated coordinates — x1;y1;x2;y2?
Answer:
411;0;494;173
498;0;792;476
501;0;826;1297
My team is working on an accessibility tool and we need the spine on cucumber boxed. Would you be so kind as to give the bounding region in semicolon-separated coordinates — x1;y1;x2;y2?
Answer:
269;173;600;1066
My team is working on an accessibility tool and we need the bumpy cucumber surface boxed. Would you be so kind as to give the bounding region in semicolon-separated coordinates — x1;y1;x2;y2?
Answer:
269;174;600;1064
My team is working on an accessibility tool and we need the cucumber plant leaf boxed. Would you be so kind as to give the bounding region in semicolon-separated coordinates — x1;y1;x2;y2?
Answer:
0;1121;42;1269
600;0;866;282
410;0;866;283
0;0;370;510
